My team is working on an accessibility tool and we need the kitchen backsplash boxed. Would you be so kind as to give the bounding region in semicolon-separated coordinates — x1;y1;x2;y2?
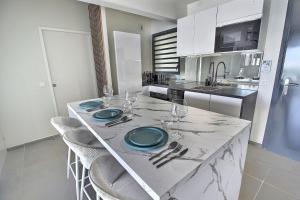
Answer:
182;53;263;83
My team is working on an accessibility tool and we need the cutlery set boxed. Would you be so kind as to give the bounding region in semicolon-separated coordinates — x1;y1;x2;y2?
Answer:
80;100;132;127
105;116;132;127
149;141;188;168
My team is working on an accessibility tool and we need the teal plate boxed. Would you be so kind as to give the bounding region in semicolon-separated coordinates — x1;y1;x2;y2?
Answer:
124;139;168;152
125;127;166;147
124;127;168;149
92;109;123;120
79;100;103;109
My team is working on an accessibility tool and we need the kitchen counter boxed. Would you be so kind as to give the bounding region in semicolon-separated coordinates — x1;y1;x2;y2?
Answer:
147;81;257;99
68;95;251;200
146;82;258;121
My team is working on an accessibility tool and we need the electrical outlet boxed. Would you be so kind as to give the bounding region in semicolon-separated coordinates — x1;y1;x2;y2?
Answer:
261;60;272;72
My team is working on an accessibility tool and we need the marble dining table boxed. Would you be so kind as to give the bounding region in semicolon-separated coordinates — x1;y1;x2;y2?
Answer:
67;94;251;200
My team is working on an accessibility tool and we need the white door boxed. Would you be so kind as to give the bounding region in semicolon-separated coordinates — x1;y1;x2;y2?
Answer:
194;7;217;55
42;28;98;116
114;31;142;95
177;15;195;56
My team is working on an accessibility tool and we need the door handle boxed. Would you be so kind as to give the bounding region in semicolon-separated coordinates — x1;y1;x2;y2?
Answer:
282;78;299;96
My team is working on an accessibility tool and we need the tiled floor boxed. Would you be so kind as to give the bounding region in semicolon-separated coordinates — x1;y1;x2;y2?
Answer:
240;143;300;200
1;136;300;200
0;136;76;200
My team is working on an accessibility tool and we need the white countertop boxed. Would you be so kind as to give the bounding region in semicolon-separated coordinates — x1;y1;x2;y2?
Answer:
68;95;251;200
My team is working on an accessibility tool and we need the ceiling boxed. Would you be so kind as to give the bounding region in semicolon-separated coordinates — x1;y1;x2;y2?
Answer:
79;0;199;20
79;0;234;21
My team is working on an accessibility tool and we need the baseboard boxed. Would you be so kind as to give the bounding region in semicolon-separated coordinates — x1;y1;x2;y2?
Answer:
248;140;263;147
7;134;60;151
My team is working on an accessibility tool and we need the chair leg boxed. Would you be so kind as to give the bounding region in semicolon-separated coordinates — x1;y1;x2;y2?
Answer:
75;155;80;200
96;194;100;200
80;166;86;200
67;147;71;179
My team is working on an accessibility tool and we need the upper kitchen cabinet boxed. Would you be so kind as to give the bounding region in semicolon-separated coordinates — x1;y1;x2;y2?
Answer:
217;0;264;27
177;15;195;56
194;7;217;55
177;7;217;56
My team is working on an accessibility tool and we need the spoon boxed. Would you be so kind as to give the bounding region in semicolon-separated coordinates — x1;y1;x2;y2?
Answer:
148;141;178;161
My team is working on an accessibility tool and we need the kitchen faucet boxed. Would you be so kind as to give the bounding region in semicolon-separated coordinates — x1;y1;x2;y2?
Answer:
206;62;215;86
214;62;227;86
209;62;215;78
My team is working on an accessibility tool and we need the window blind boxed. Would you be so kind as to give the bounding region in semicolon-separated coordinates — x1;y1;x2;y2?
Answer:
152;28;180;73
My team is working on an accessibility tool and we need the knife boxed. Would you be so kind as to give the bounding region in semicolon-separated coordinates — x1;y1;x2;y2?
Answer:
107;118;132;127
156;148;188;168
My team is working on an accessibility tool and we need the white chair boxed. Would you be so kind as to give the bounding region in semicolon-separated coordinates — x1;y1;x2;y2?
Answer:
89;154;152;200
50;116;82;179
63;128;108;200
50;117;82;135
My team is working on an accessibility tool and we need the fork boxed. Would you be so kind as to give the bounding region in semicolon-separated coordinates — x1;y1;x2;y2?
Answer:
152;144;182;165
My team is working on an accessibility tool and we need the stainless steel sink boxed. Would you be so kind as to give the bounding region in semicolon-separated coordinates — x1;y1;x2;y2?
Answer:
192;86;221;92
216;82;238;87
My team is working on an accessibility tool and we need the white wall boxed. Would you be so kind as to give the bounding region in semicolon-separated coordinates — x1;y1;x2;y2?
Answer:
0;126;6;176
0;0;91;147
150;21;176;34
251;0;289;143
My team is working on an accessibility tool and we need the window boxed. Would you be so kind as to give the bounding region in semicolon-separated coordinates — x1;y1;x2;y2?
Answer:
152;28;180;73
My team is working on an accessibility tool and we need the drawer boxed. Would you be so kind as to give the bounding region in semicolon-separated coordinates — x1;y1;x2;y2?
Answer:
210;95;242;118
184;91;210;110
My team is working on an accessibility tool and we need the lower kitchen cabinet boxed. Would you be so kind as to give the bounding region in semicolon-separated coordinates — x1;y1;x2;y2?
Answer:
183;91;256;121
184;91;210;110
148;86;169;101
142;86;150;96
146;87;257;121
210;95;242;118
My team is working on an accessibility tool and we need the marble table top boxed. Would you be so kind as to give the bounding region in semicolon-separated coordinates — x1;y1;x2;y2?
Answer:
68;95;251;200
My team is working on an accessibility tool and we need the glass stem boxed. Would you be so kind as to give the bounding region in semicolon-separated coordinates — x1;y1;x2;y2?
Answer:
129;103;133;117
176;117;180;134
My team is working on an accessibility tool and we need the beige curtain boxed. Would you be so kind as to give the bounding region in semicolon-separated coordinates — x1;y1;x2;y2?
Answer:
88;4;107;97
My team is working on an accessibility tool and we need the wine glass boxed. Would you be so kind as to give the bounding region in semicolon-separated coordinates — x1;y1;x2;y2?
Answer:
160;115;173;132
123;89;138;117
125;90;138;105
103;85;113;107
170;99;188;139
